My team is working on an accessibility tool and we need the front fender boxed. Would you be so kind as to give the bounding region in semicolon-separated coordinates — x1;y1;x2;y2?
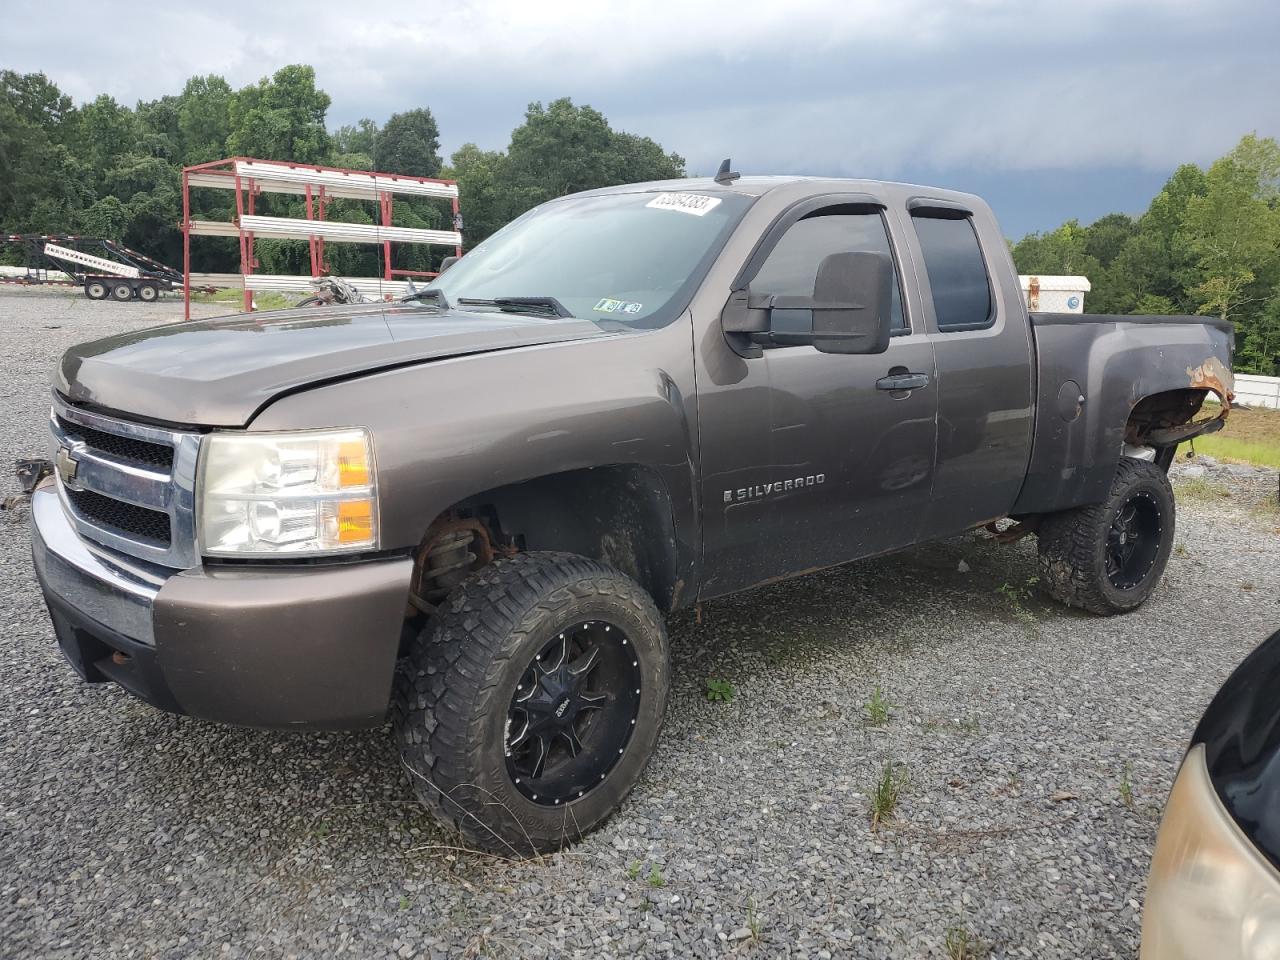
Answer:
248;318;701;587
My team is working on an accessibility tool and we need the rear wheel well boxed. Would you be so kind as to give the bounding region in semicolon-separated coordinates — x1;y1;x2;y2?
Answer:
1125;388;1226;455
409;465;684;625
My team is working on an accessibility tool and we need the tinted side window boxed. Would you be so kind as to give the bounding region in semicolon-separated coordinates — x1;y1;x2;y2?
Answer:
752;210;906;330
911;214;992;331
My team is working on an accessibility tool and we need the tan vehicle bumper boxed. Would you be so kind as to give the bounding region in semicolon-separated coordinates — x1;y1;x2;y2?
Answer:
1142;744;1280;959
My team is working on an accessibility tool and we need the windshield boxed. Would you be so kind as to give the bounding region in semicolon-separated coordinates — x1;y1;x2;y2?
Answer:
427;190;754;328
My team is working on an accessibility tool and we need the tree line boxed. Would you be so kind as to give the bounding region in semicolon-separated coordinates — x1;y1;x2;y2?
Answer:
0;65;683;281
1011;134;1280;375
1;65;1274;374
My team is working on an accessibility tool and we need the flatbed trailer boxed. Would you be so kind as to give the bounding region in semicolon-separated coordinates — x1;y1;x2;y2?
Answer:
0;234;184;301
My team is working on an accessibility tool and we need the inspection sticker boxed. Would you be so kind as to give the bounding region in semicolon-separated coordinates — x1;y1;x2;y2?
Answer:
594;298;644;314
645;192;722;216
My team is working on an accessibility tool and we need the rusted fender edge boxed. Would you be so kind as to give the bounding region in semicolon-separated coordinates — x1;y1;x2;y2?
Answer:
1148;357;1235;446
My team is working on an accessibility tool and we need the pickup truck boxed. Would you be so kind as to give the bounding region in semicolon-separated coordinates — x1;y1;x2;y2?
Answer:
27;173;1234;854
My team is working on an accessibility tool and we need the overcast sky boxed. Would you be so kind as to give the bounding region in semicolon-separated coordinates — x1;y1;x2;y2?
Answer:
5;0;1278;237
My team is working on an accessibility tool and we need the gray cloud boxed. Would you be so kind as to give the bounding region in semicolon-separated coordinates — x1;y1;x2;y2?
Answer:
4;0;1277;233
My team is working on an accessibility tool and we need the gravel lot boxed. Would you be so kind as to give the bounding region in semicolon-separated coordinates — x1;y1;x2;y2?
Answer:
2;287;1278;959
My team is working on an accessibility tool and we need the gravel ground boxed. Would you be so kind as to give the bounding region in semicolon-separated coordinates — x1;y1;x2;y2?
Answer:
2;287;1278;959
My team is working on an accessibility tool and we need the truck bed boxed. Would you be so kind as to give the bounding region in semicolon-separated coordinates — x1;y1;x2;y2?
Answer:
1013;313;1234;515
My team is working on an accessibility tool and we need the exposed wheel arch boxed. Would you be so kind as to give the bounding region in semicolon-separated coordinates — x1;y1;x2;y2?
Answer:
1125;387;1228;452
409;464;687;620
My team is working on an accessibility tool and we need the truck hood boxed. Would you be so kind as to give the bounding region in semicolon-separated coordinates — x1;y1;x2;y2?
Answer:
57;303;620;427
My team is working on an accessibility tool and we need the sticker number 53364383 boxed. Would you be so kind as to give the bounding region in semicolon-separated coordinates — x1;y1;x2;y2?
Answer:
645;193;722;216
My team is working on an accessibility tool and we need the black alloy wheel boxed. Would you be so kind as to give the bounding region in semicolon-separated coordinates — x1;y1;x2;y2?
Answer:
394;551;670;854
505;621;642;806
1105;491;1164;590
1037;456;1176;615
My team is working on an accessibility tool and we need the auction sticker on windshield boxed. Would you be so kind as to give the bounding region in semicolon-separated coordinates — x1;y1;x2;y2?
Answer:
645;193;722;216
594;298;643;314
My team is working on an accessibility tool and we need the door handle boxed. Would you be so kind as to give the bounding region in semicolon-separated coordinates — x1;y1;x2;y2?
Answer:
876;372;930;392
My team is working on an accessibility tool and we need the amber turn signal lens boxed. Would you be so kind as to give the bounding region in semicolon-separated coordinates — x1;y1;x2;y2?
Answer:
337;440;371;488
336;499;374;543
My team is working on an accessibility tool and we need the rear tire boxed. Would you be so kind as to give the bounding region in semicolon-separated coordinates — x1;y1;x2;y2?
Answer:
111;282;133;301
393;552;670;855
137;283;158;302
84;280;108;300
1037;457;1175;615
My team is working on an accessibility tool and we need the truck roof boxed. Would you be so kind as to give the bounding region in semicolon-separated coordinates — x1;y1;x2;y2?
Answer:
578;175;985;209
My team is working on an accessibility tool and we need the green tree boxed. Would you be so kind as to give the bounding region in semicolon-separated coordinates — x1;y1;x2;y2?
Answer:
1011;220;1100;277
227;65;331;163
448;143;517;246
334;118;378;158
507;98;617;200
372;108;441;177
77;95;138;186
177;75;233;164
1178;134;1280;323
0;72;91;232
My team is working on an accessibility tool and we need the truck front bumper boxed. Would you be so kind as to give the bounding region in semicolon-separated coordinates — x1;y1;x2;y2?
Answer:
30;481;413;730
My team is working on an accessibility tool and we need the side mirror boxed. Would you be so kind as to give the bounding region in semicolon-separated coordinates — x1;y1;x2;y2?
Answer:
721;251;894;356
438;255;459;274
808;251;893;355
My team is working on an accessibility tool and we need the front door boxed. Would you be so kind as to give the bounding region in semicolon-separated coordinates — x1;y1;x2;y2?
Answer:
697;202;938;599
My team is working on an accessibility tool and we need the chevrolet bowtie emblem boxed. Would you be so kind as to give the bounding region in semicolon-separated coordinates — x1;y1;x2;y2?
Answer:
55;445;81;489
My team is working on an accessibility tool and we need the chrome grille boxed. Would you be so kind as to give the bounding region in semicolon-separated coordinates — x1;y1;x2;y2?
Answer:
64;488;173;546
55;415;174;469
50;394;201;569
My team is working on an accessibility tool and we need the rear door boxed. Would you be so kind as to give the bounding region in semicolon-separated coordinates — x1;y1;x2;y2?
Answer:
898;200;1034;536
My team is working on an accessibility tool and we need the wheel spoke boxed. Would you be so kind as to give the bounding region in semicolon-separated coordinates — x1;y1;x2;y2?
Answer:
577;691;608;710
529;735;548;779
567;643;601;678
538;634;568;674
560;726;584;757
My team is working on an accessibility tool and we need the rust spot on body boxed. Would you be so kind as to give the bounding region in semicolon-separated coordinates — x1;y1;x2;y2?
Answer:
1187;356;1235;410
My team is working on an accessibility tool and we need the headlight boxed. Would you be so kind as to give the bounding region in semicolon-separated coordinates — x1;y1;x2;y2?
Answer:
197;428;378;557
1141;744;1280;959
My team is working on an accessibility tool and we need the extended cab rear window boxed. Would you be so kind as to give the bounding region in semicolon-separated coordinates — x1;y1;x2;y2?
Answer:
911;213;994;332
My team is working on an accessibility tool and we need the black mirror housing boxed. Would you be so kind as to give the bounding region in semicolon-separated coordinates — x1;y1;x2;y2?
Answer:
720;251;894;357
810;251;893;355
439;255;459;274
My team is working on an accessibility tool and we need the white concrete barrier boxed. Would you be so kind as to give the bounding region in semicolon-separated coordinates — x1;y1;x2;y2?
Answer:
1234;373;1280;410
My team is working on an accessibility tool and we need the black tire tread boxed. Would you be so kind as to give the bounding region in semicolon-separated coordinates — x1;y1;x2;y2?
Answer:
1036;457;1175;615
393;551;667;854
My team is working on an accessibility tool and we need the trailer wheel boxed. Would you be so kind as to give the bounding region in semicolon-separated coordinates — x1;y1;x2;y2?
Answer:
1036;457;1175;615
111;282;134;301
137;283;158;303
85;280;108;300
394;552;670;855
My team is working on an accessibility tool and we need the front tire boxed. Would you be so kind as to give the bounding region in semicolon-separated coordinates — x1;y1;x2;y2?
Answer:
394;552;670;855
1037;457;1175;615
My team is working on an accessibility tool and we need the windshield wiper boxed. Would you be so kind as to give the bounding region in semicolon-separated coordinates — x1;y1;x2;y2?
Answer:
400;288;450;309
457;296;573;319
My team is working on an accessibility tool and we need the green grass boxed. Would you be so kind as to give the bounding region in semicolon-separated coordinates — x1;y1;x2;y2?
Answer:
863;686;895;726
1191;434;1280;469
704;678;736;703
869;760;907;829
1173;476;1233;502
191;288;301;311
944;926;988;960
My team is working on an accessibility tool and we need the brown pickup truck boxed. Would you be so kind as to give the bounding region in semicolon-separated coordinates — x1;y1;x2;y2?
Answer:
28;173;1233;853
